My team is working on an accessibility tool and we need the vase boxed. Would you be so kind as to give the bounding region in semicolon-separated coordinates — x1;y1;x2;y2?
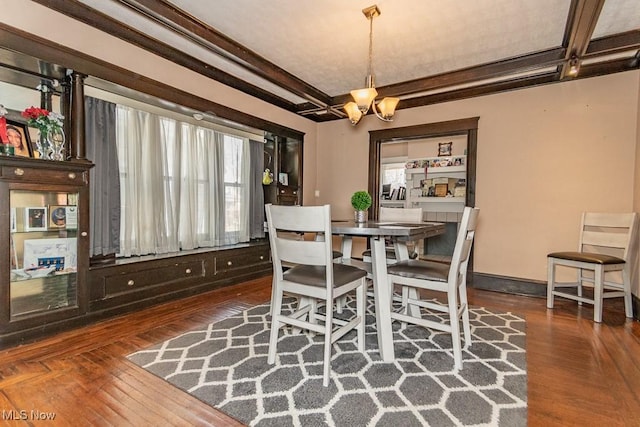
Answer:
354;210;367;223
36;129;65;160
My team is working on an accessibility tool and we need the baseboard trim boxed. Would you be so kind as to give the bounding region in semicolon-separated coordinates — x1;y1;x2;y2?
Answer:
471;272;640;321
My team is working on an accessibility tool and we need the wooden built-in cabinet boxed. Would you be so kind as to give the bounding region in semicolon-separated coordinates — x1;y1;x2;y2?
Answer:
1;156;92;346
263;132;303;206
88;243;271;315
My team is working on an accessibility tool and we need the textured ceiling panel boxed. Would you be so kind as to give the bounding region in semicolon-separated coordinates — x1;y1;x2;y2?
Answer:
167;0;571;96
593;0;640;38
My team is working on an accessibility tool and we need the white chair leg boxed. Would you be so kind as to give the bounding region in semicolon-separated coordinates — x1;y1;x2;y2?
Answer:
577;269;583;306
268;289;284;364
546;259;555;309
448;291;463;370
356;280;366;352
322;310;333;387
593;264;604;323
623;268;633;318
458;283;471;349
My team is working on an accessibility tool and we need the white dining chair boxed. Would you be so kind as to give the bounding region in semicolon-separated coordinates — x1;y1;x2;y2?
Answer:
547;212;638;323
265;204;367;387
361;207;424;263
386;206;479;371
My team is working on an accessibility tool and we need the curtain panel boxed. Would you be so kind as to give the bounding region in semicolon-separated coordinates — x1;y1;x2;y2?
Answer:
115;105;253;257
85;96;120;257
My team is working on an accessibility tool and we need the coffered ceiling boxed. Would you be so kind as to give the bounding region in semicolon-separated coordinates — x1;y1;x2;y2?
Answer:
25;0;640;122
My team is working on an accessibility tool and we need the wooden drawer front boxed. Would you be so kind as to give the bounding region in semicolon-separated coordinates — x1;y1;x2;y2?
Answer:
104;260;205;296
216;247;270;276
2;166;87;185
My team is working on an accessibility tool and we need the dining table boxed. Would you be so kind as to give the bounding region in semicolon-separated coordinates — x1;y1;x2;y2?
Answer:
331;219;446;362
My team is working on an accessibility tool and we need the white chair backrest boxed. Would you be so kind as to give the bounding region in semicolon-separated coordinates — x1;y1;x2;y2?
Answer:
578;212;638;261
448;207;480;285
265;203;333;278
379;207;423;223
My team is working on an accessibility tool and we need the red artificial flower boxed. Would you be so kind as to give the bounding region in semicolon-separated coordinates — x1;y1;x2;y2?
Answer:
21;106;50;121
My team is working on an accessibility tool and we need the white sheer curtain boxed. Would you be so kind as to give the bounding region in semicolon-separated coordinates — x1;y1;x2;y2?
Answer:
116;105;251;257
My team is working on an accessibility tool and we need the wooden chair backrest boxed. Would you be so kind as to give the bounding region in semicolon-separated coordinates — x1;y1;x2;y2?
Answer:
379;207;423;223
448;207;480;285
579;212;638;262
265;203;333;272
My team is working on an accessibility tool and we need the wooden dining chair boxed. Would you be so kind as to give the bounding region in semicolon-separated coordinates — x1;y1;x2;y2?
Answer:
547;212;638;323
361;207;424;263
265;204;367;387
386;206;479;371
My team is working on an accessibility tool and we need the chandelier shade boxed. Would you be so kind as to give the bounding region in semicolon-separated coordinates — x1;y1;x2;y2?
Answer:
344;5;399;125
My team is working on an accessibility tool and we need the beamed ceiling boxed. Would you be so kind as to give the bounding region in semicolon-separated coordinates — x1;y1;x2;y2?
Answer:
15;0;640;122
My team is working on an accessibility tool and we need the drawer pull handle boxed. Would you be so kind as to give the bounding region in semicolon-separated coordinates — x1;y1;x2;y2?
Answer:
127;279;135;286
227;261;233;266
259;255;264;260
185;268;192;274
81;232;88;237
14;168;24;176
68;172;76;179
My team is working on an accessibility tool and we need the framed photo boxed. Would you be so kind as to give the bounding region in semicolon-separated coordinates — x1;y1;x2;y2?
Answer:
278;172;289;186
438;141;452;157
24;207;48;232
1;119;33;157
48;205;68;229
435;183;449;197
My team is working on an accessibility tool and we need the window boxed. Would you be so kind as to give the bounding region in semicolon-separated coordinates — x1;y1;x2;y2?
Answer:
115;105;250;257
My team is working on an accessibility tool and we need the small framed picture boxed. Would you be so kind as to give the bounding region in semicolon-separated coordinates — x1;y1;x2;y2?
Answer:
438;141;452;157
24;207;48;232
1;119;33;157
435;183;449;197
48;205;68;229
278;172;289;186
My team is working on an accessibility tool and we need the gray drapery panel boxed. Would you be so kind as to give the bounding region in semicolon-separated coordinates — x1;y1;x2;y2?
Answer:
249;139;265;239
85;96;120;256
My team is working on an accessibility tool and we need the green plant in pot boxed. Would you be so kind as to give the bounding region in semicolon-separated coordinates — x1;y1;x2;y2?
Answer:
351;190;372;223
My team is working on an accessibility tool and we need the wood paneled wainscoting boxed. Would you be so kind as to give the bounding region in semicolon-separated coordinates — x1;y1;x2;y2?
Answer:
0;276;639;425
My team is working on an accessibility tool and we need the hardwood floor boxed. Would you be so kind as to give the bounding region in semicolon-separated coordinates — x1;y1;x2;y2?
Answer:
0;275;639;426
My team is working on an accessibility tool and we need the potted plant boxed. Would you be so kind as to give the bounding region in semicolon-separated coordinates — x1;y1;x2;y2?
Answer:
351;190;372;223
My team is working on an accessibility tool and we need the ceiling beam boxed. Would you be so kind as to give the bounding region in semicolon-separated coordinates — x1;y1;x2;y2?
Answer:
116;0;334;107
560;0;605;78
330;48;566;106
30;0;301;112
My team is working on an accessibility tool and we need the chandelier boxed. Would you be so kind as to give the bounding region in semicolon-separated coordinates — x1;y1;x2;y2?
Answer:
344;5;400;125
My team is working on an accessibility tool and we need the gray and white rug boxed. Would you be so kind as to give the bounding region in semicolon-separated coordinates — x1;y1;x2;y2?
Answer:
128;297;527;426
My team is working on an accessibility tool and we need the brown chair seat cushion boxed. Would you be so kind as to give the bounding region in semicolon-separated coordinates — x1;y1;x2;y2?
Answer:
283;263;367;287
547;251;624;265
386;259;450;282
332;250;343;259
361;248;397;259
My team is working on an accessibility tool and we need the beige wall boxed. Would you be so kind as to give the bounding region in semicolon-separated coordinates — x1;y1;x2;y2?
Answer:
5;0;640;293
318;71;640;290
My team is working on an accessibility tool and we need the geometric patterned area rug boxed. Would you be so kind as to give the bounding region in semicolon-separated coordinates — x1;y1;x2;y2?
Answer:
128;297;527;426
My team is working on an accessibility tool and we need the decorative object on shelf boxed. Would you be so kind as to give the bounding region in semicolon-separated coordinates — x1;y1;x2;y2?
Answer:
343;5;400;125
438;141;453;157
21;106;65;160
278;172;288;186
351;190;372;223
262;168;273;185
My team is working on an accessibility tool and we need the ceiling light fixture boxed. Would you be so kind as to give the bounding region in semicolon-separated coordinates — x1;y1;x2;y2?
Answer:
344;5;399;125
567;55;580;77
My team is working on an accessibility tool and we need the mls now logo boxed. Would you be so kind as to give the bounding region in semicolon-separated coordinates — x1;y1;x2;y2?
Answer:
2;410;28;420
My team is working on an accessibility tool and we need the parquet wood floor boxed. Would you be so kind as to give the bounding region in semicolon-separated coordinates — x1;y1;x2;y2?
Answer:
0;275;639;426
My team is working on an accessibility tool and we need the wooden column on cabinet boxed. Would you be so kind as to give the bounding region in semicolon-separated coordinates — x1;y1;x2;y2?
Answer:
69;72;87;162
